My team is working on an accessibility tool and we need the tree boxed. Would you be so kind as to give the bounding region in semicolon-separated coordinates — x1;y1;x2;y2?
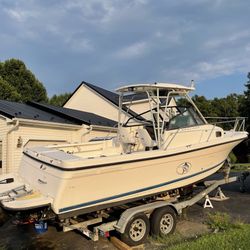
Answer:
0;59;48;102
0;77;21;101
192;95;217;117
211;94;242;118
241;72;250;131
49;93;71;107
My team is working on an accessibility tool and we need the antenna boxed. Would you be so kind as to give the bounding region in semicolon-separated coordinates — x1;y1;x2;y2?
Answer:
191;80;195;88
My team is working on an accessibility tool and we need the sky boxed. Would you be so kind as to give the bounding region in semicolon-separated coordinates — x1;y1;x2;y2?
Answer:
0;0;250;99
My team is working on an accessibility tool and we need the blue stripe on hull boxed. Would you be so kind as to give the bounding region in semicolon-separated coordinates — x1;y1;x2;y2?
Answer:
59;160;225;213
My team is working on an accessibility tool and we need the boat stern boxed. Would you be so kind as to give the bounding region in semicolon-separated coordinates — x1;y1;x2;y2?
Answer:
0;173;52;211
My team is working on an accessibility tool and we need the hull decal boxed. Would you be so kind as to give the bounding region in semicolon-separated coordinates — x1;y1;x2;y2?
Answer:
59;160;225;213
24;138;243;172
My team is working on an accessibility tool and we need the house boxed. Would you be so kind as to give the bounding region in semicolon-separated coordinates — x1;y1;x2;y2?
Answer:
63;81;150;122
0;100;117;174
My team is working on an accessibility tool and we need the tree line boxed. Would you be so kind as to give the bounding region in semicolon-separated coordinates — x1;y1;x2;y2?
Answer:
0;58;249;161
0;58;71;106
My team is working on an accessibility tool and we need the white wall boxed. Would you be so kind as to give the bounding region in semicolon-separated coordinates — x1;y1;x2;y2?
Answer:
0;121;85;174
84;128;117;142
0;117;8;175
64;85;122;122
10;126;79;173
0;118;118;174
0;141;2;169
125;100;151;120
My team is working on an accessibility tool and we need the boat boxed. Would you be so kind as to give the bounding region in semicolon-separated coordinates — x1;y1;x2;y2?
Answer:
0;82;248;219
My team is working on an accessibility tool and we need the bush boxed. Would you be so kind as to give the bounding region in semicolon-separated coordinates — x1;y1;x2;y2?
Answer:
206;212;233;231
229;152;237;164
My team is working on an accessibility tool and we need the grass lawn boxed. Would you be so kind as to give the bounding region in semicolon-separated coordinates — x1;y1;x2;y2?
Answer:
231;163;250;171
231;163;250;172
150;213;250;250
167;224;250;250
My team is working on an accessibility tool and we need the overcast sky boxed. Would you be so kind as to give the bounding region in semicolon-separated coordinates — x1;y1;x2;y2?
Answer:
0;0;250;98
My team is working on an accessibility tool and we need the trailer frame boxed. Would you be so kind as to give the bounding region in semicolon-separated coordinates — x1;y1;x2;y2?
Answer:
61;175;242;244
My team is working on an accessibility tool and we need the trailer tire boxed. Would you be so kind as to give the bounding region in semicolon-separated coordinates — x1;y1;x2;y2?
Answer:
120;213;150;246
150;206;176;237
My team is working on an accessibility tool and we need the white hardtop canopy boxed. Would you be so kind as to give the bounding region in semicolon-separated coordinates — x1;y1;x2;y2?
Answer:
116;82;195;93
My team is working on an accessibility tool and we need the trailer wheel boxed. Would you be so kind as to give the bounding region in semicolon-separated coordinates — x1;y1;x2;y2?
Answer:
120;213;150;246
150;206;176;237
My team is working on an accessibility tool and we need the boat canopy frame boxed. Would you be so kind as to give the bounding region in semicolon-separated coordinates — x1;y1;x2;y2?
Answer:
117;83;207;149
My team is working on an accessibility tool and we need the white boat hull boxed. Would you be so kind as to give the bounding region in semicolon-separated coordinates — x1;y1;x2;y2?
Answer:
0;136;244;217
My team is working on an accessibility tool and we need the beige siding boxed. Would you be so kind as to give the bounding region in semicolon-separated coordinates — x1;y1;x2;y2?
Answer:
0;141;2;172
8;125;86;173
127;100;151;120
0;119;117;174
64;85;130;122
6;130;16;174
25;140;68;148
84;129;117;141
0;117;8;175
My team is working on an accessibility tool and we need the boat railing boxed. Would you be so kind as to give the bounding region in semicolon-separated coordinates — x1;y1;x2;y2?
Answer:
163;117;247;151
205;117;247;132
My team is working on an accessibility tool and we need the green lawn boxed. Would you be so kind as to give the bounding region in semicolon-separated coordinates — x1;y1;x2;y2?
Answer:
231;163;250;172
232;163;250;171
167;224;250;250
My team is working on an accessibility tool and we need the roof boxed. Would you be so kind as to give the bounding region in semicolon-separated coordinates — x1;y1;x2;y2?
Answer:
84;81;120;106
123;93;148;102
62;81;149;122
116;83;195;93
64;80;147;106
84;81;148;103
82;82;145;118
63;81;118;107
0;100;117;127
28;101;117;127
0;100;76;125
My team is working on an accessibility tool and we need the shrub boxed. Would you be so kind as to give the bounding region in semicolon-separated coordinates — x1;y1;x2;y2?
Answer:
206;212;233;231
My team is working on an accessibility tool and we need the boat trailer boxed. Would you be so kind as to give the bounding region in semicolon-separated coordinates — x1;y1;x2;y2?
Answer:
60;173;248;246
0;172;248;246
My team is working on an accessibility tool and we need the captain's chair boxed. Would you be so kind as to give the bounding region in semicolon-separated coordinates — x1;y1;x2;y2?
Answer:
119;127;136;153
137;128;157;150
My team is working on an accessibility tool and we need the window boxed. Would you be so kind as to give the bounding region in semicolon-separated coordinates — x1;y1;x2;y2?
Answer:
168;107;205;130
216;131;222;137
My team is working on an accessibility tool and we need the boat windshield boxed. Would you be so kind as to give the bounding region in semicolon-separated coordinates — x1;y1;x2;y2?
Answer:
168;106;205;130
121;94;205;130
